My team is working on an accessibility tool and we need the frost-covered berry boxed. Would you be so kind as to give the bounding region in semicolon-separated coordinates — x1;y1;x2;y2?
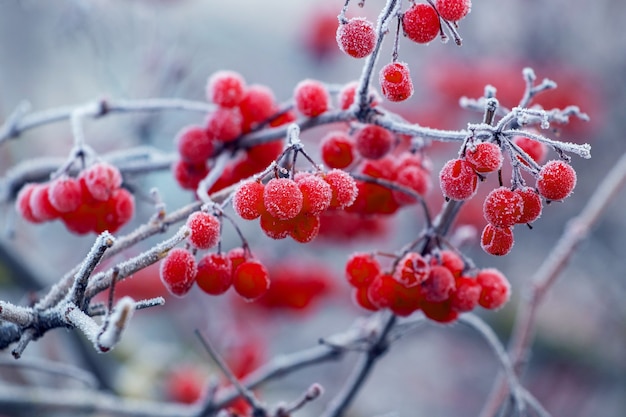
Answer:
29;183;60;222
294;79;330;117
354;124;393;160
421;299;459;323
420;265;456;303
337;81;380;110
513;135;548;166
476;268;510;310
259;212;292;240
186;212;220;250
346;252;381;288
81;162;123;202
436;250;464;278
324;169;358;209
439;158;478;201
483;187;524;228
514;187;542;224
435;0;471;22
196;253;233;295
295;173;332;215
233;181;265;220
352;287;379;311
233;260;270;301
536;160;577;201
321;131;355;169
480;224;514;256
239;84;277;132
289;213;321;243
336;17;376;58
16;183;41;223
465;142;503;173
392;165;431;204
176;125;215;164
394;252;430;287
264;178;303;220
48;176;82;213
379;62;414;102
402;3;440;44
205;107;243;142
450;276;481;312
99;188;135;233
206;70;246;108
160;248;197;297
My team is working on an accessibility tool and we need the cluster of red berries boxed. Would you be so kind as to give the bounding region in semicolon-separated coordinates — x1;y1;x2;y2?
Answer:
438;139;577;256
347;151;432;216
15;162;134;235
403;0;472;43
347;249;510;322
159;212;270;301
173;70;293;192
232;170;358;243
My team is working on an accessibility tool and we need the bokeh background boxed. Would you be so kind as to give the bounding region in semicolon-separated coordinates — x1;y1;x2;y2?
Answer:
0;0;624;416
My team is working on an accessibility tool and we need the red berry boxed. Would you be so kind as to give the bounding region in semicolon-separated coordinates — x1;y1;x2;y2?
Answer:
435;0;471;22
379;62;414;102
402;3;440;44
81;162;122;202
246;139;285;167
421;299;459;323
480;224;514;256
388;281;421;317
536;160;577;201
29;183;60;222
295;173;332;215
186;212;220;250
354;124;393;160
514;187;542;224
15;183;41;223
206;70;246;108
352;287;379;311
227;247;249;276
196;253;233;295
324;169;358;209
239;85;277;132
345;253;381;288
392;165;431;204
366;274;397;310
61;202;98;235
337;81;380;110
289;213;321;243
263;178;303;220
435;250;465;278
176;125;215;164
259;212;292;240
294;79;330;117
513;135;548;166
420;265;456;303
476;268;510;310
233;260;270;301
483;187;524;228
97;188;135;233
48;176;82;213
233;181;266;220
449;276;481;312
439;158;478;201
465;142;503;173
321;131;355;169
173;160;209;191
394;252;430;287
166;366;204;404
205;107;243;143
336;17;376;58
160;248;197;297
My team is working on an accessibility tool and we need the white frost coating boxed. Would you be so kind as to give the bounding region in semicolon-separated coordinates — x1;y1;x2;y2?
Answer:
65;307;101;346
287;123;301;146
97;296;135;351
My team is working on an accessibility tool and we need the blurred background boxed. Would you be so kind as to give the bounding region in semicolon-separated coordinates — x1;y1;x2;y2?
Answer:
0;0;624;416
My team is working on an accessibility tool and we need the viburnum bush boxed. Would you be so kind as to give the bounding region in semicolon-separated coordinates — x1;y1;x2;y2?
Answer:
2;1;623;417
